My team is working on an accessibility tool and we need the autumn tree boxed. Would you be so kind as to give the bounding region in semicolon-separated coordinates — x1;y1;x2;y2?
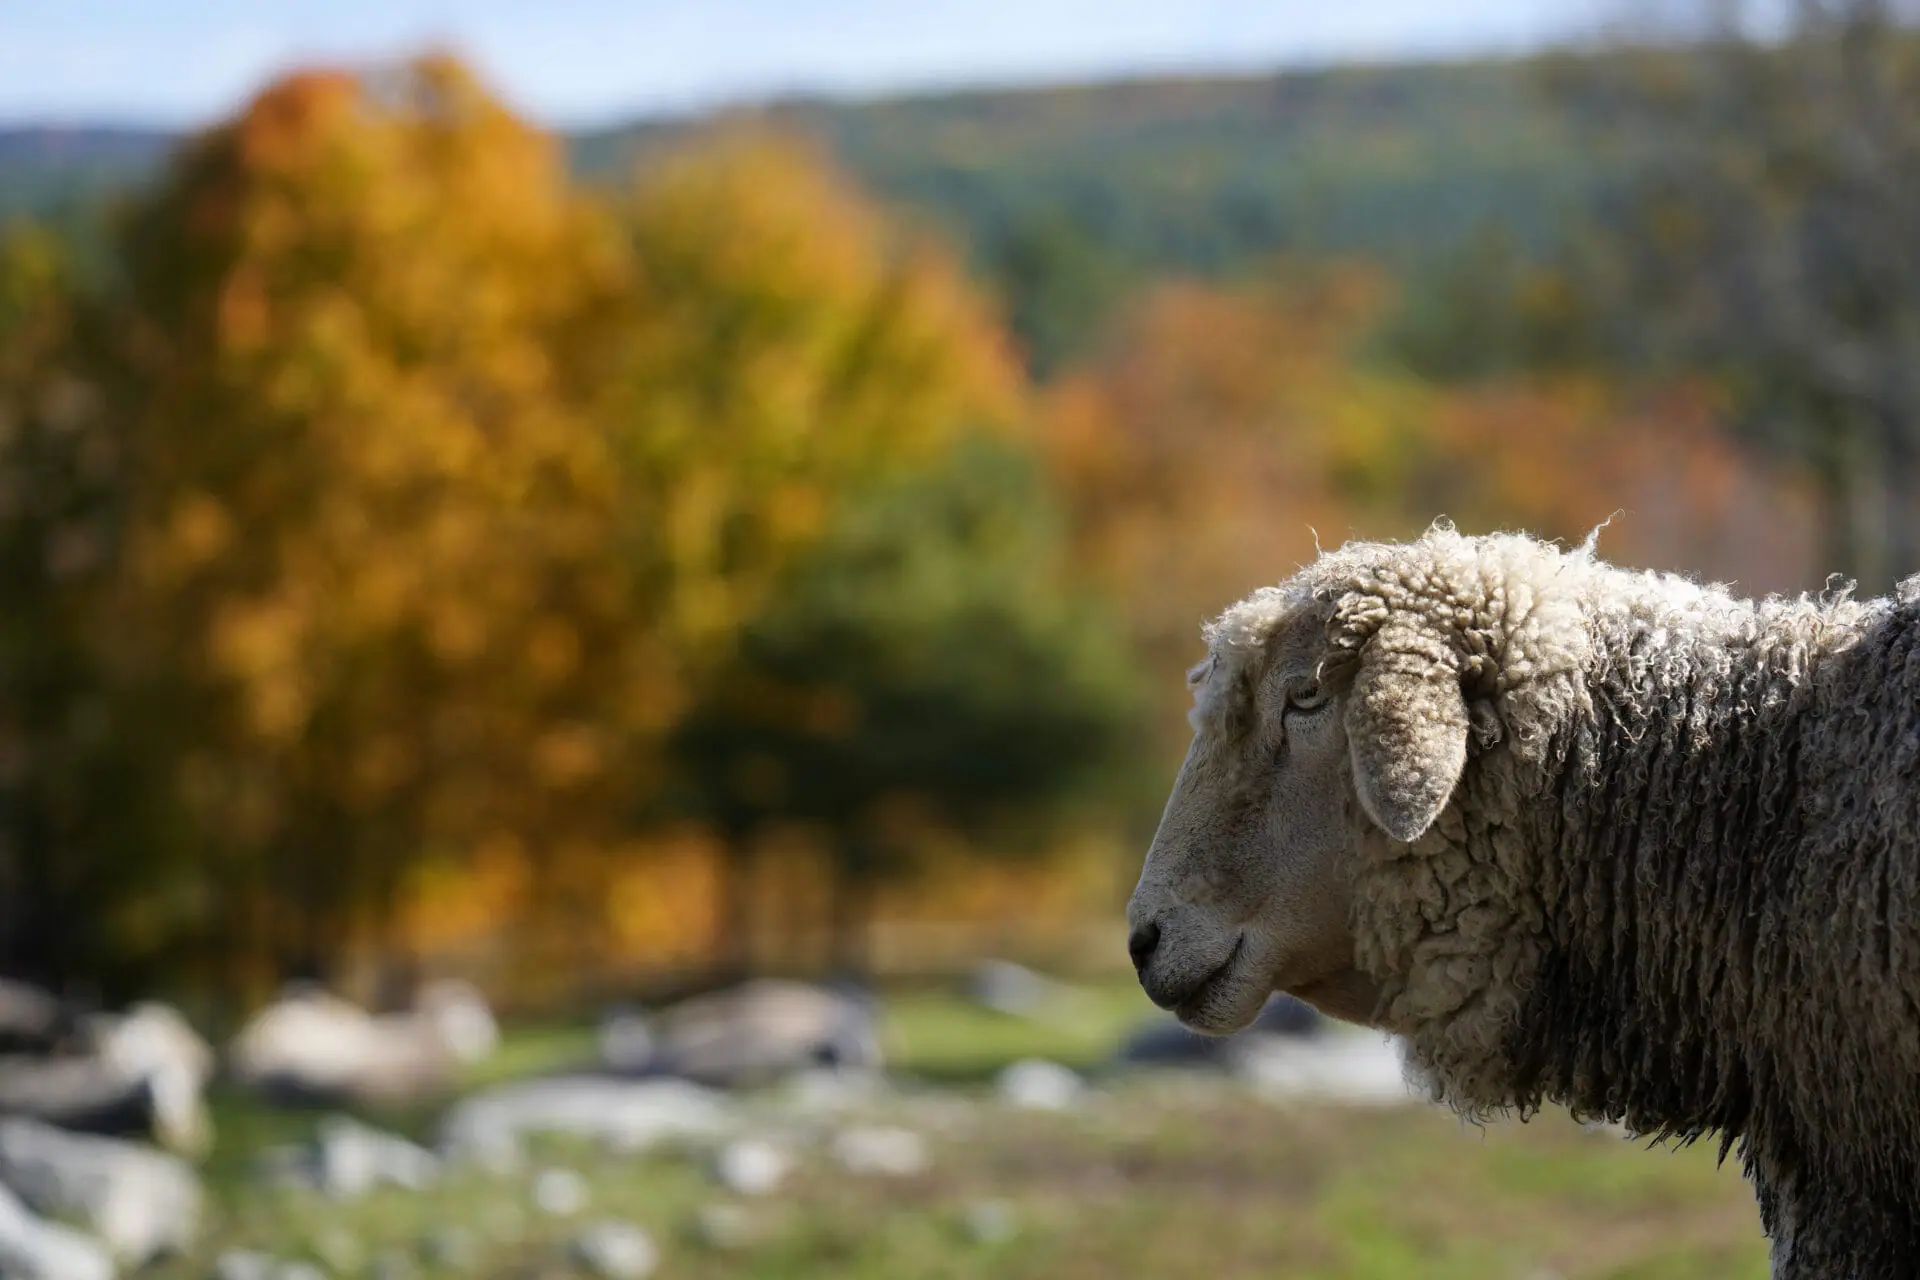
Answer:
96;58;644;991
586;131;1024;656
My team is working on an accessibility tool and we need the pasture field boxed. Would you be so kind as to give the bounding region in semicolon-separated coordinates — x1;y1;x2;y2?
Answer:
160;984;1769;1279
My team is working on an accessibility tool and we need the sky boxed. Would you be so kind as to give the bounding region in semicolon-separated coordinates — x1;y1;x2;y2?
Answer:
0;0;1607;129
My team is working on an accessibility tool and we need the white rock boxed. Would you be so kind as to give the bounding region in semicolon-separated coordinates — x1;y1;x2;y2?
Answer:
0;1116;201;1265
995;1058;1084;1111
714;1138;790;1196
533;1166;590;1217
86;1002;216;1086
830;1126;927;1178
570;1222;658;1279
0;1181;115;1280
227;985;480;1107
227;991;388;1099
312;1115;438;1200
650;980;882;1086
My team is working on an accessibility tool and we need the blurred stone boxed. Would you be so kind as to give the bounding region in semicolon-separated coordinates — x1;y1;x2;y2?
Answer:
82;1002;216;1087
76;1001;215;1153
226;988;461;1109
596;1007;654;1074
569;1222;658;1279
830;1125;926;1177
962;1199;1018;1245
1232;1033;1415;1106
714;1137;789;1196
0;1050;207;1153
440;1076;732;1163
0;1180;115;1280
647;980;881;1087
271;1263;328;1280
532;1166;590;1217
310;1115;439;1200
995;1059;1083;1111
415;980;498;1064
966;960;1062;1019
0;1115;202;1265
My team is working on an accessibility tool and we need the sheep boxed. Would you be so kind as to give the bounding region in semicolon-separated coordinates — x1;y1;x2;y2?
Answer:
1126;524;1920;1279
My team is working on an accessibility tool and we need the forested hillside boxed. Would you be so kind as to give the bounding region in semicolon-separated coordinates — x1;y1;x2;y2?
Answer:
4;58;1601;368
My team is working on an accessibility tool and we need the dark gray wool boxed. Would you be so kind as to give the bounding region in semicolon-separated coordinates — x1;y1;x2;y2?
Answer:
1329;530;1920;1279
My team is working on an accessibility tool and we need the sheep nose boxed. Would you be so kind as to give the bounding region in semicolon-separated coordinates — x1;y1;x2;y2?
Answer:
1128;920;1162;974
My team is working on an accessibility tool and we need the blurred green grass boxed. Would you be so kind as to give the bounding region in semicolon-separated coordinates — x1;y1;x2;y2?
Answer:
167;982;1769;1278
879;978;1157;1082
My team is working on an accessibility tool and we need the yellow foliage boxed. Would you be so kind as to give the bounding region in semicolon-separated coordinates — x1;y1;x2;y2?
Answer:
77;57;1039;986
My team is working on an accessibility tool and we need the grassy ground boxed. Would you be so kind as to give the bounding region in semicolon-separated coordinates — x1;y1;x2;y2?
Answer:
159;983;1770;1279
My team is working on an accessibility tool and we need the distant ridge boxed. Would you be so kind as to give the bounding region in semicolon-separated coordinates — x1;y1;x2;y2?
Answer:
0;56;1602;367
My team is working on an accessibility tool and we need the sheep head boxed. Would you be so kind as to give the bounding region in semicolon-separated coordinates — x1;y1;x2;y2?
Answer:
1127;532;1542;1036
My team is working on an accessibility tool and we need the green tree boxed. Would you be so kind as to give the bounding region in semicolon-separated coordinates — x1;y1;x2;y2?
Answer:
0;225;133;988
672;439;1144;976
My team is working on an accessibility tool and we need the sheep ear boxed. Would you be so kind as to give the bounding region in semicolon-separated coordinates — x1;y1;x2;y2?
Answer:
1343;621;1468;843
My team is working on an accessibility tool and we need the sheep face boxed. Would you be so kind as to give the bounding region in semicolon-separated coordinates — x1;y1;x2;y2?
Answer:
1127;602;1380;1034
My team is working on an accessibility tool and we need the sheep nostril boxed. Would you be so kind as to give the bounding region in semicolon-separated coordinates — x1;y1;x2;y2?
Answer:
1128;920;1162;972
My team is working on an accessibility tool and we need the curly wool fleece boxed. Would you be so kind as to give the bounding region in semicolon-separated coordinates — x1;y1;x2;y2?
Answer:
1231;526;1920;1279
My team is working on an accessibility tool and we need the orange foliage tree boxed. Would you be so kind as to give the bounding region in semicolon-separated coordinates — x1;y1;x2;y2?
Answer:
102;59;634;988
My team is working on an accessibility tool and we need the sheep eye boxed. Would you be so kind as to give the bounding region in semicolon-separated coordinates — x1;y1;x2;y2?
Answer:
1286;679;1328;712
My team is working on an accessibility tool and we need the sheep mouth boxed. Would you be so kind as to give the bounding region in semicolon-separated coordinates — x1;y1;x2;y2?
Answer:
1172;936;1252;1031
